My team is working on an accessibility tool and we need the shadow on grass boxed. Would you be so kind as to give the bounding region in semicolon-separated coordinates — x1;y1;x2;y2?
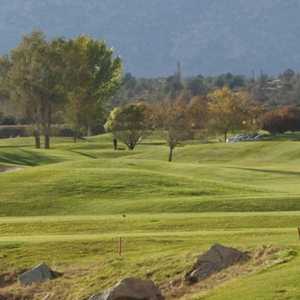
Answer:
0;149;63;166
68;150;97;159
260;132;300;141
227;166;300;176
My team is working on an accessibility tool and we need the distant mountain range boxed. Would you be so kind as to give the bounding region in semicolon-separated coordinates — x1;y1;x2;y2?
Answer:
1;0;300;77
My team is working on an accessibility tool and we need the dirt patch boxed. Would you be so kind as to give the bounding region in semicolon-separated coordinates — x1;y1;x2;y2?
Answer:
0;268;75;300
0;272;19;288
0;270;33;300
0;246;294;300
161;245;294;300
0;293;32;300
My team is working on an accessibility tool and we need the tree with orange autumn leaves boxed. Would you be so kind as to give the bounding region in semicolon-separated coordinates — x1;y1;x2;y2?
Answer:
106;87;263;161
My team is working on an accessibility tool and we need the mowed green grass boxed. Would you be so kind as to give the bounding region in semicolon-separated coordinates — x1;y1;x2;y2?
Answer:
1;134;300;299
2;134;300;216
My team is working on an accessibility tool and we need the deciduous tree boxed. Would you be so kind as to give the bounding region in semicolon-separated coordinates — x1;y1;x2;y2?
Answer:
187;95;208;131
105;102;151;150
263;106;300;134
208;87;262;142
153;99;192;162
62;36;122;141
8;31;66;149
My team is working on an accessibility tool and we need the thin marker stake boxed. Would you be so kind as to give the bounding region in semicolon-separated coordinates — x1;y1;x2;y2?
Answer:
119;237;122;256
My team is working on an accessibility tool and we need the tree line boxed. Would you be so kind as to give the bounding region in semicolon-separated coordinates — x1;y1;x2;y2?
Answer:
108;86;300;162
0;31;122;148
105;87;263;162
112;68;300;107
1;31;300;156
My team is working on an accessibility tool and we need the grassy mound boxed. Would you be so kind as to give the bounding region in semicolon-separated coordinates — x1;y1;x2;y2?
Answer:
1;135;300;215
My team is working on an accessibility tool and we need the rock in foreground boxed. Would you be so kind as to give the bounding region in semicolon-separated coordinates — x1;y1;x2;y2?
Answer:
18;263;61;286
89;277;164;300
185;244;250;284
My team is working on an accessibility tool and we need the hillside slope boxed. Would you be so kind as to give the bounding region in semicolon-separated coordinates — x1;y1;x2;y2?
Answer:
1;135;300;216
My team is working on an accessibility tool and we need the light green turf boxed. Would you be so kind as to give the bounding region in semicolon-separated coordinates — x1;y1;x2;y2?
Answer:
1;135;300;216
1;134;300;299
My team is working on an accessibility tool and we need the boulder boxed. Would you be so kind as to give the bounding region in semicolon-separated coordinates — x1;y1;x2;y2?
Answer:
89;277;164;300
185;244;249;284
18;263;60;286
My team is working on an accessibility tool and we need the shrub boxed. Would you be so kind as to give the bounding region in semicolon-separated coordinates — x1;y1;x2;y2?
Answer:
105;103;151;150
0;126;30;138
262;106;300;134
0;115;17;125
50;125;81;138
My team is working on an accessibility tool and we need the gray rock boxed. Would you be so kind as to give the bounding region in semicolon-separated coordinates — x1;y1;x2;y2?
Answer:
18;263;60;286
185;244;249;284
89;277;164;300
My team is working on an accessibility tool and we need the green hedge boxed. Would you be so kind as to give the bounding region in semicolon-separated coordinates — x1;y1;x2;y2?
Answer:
0;126;30;138
0;125;78;139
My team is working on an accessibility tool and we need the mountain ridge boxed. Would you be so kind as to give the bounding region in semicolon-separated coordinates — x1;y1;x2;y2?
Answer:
1;0;300;77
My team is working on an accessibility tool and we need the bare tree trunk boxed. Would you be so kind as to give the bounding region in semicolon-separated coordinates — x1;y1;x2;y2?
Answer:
168;147;174;162
33;110;41;149
87;125;92;137
224;131;228;143
43;103;51;149
44;133;50;149
73;128;78;143
34;132;41;149
113;138;118;150
33;123;41;149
